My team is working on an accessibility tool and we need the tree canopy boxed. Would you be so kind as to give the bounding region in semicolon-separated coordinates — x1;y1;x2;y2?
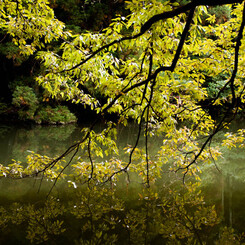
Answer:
1;0;245;186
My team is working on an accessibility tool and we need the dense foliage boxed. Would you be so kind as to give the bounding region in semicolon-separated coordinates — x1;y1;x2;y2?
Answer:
1;0;245;243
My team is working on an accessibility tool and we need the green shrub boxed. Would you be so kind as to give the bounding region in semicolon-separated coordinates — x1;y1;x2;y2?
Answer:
11;86;77;124
12;86;39;120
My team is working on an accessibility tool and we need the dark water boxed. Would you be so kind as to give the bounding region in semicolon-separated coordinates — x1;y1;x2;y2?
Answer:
0;122;245;244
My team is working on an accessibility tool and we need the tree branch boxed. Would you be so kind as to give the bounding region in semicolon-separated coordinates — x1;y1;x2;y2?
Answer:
61;0;242;73
141;0;243;34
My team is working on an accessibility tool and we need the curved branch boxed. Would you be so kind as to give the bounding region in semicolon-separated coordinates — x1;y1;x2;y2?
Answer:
60;33;142;73
141;0;243;34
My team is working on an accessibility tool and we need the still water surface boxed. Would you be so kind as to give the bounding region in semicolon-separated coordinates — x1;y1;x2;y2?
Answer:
0;122;245;244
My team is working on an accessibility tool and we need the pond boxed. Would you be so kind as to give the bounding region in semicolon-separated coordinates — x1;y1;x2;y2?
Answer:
0;122;245;244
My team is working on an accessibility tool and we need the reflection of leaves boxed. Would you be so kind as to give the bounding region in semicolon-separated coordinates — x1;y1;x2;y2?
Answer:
26;198;66;244
0;198;66;244
0;206;8;229
216;227;243;245
0;180;231;244
1;122;245;243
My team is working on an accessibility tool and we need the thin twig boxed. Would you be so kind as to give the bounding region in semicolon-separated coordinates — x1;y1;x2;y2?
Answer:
47;145;79;197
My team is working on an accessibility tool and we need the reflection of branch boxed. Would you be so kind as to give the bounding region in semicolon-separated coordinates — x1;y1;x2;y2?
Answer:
176;203;204;245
